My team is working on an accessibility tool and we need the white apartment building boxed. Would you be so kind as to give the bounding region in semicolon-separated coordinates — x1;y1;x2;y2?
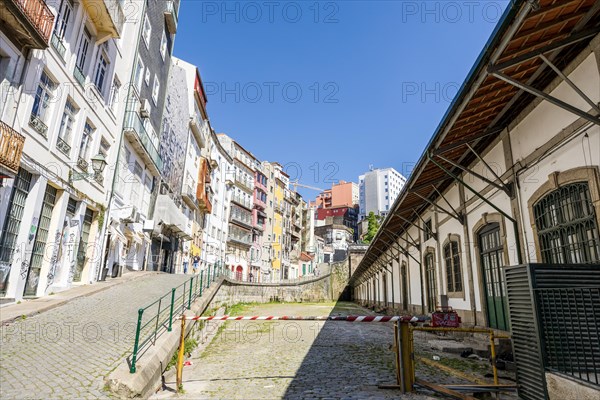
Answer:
0;0;134;299
359;167;407;219
202;132;232;270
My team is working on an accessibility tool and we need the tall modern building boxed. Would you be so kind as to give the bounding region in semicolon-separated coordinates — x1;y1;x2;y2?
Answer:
359;167;406;219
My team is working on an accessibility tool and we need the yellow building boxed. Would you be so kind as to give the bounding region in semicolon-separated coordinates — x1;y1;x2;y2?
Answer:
272;177;285;274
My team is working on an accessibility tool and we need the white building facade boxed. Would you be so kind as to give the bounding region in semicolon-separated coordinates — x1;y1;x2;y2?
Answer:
0;0;135;299
359;167;406;219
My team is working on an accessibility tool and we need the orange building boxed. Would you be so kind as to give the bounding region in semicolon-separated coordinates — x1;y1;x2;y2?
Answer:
312;181;358;209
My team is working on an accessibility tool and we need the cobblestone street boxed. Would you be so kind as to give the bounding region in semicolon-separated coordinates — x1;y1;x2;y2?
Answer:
155;302;434;399
0;273;189;399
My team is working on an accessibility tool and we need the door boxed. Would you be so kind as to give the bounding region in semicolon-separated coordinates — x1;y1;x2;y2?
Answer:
478;223;508;331
0;169;32;296
425;253;437;313
25;184;57;296
235;266;243;280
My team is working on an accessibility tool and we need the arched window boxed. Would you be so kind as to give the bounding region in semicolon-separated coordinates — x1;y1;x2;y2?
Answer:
533;182;600;264
443;239;462;293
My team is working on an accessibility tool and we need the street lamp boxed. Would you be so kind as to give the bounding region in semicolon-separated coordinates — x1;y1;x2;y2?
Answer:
70;153;107;183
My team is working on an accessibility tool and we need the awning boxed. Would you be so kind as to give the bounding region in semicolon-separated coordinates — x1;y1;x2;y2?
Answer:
110;225;128;245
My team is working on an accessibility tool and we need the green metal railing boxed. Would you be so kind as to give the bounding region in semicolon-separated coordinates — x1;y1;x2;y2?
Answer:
129;263;230;373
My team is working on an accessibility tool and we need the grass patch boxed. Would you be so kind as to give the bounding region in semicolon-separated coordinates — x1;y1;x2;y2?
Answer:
166;337;198;371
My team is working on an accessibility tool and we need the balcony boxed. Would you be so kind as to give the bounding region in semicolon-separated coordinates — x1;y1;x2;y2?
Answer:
197;158;212;213
76;156;88;171
164;0;178;34
182;184;199;210
254;196;266;209
274;202;284;214
56;137;71;157
123;111;163;175
230;213;253;230
50;33;66;61
227;232;252;247
81;0;124;43
189;114;206;148
3;0;54;49
28;114;48;138
155;194;192;240
73;65;85;87
235;174;254;193
231;194;252;210
0;121;25;178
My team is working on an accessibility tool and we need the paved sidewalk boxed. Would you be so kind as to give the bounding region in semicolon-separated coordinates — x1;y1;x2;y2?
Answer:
0;271;157;324
0;272;189;399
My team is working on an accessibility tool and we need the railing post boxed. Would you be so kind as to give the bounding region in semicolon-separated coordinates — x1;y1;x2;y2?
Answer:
130;308;144;373
200;270;203;296
188;276;193;309
153;298;162;345
168;288;176;332
182;280;187;313
207;267;211;287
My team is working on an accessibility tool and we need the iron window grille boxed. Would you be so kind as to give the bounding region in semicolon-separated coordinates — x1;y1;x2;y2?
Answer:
533;181;600;264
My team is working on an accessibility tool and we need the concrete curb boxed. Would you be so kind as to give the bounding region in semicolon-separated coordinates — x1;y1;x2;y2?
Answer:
0;272;160;325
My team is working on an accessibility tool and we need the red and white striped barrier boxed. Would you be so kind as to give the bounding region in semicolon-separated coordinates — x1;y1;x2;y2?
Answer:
180;315;424;323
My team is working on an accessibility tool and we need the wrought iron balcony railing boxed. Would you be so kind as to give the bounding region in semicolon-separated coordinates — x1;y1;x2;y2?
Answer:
0;120;25;177
6;0;54;47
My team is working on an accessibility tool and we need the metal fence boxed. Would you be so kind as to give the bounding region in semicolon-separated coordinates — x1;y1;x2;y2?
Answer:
129;263;227;373
536;286;600;386
505;263;600;400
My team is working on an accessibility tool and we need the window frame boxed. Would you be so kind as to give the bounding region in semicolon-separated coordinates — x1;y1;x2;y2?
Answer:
443;235;463;296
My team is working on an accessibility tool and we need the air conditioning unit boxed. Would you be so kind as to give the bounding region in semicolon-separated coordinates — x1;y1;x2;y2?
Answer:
140;99;150;118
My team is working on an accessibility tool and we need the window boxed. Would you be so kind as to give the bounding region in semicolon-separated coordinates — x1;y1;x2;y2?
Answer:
53;0;73;40
152;75;159;104
444;240;462;292
144;68;150;86
109;77;121;111
534;182;600;263
134;57;144;91
56;99;77;155
424;219;434;241
99;137;110;157
94;51;109;93
143;16;151;47
160;31;167;59
78;121;94;164
30;71;56;134
76;27;92;72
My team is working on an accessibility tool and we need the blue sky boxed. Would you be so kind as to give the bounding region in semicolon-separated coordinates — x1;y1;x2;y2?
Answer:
175;1;508;198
